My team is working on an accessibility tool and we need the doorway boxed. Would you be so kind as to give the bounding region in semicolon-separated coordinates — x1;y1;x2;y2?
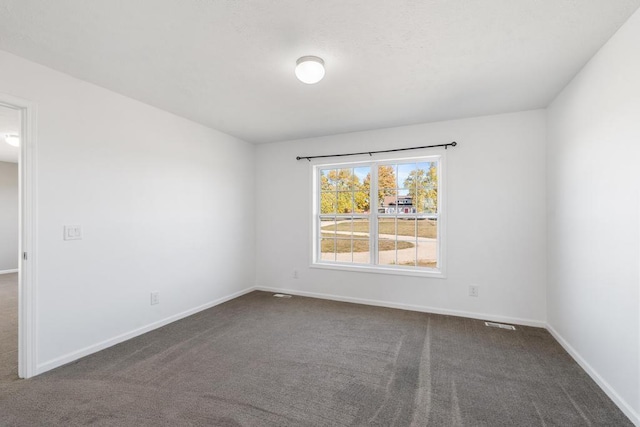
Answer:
0;95;36;379
0;104;20;381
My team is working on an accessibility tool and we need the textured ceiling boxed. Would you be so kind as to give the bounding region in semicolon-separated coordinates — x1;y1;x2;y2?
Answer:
0;0;638;144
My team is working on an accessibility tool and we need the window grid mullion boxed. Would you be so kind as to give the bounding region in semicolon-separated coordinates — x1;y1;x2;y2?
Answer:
414;175;418;266
394;216;398;266
415;214;418;267
370;163;378;266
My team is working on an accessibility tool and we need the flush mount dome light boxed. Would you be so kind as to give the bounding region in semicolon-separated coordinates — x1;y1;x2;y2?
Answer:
4;134;19;147
295;56;325;84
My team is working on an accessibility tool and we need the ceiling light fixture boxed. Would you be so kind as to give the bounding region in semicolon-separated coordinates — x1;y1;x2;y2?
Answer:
295;56;325;84
4;134;20;147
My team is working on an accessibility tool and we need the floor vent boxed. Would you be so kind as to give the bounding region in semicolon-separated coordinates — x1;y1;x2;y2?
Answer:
485;321;516;330
273;293;292;298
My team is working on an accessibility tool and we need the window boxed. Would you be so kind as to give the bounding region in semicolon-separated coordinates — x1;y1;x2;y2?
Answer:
313;155;444;277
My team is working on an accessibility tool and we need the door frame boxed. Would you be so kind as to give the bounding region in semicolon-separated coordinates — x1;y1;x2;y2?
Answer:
0;93;37;378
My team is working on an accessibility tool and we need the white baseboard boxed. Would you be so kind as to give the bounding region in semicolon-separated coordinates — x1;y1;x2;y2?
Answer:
547;325;639;426
36;286;255;375
253;285;546;328
0;268;18;275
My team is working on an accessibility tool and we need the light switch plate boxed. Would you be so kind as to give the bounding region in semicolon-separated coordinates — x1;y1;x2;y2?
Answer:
64;225;82;240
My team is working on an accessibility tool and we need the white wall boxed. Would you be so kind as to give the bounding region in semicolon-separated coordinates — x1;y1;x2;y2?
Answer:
256;110;547;325
0;160;18;271
0;50;255;372
546;8;640;423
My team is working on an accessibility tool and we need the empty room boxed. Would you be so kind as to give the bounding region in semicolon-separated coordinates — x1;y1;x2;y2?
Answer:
0;1;638;426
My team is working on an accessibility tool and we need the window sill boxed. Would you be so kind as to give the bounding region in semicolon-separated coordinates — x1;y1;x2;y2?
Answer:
310;262;446;279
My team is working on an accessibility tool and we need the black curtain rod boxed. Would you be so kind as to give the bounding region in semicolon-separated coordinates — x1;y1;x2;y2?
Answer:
296;141;457;161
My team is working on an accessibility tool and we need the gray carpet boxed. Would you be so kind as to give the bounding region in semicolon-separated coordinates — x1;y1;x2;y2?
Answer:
0;290;632;426
0;273;18;384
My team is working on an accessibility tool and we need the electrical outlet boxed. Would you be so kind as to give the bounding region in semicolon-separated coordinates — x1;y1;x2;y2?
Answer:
150;291;160;305
469;285;479;297
293;270;299;279
63;225;82;240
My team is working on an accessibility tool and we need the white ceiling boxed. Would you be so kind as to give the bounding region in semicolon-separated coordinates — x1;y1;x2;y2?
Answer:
0;1;638;144
0;105;19;163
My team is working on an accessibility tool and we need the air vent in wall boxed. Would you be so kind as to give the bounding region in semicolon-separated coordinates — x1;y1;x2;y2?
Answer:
485;321;516;330
273;294;292;298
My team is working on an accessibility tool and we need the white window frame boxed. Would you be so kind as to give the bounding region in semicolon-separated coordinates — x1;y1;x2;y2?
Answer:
311;153;446;278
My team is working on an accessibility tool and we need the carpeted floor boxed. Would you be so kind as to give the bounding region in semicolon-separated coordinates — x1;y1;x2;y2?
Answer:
0;273;18;384
0;290;632;426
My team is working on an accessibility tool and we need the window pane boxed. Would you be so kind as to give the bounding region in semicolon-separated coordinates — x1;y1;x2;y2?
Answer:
320;216;336;238
378;164;397;190
398;163;416;189
337;191;354;213
352;239;370;264
320;238;336;261
334;239;352;261
396;188;414;214
320;169;336;191
379;193;397;213
378;217;419;267
397;217;418;238
351;218;369;237
416;162;438;213
378;164;397;213
354;191;369;213
334;218;353;238
398;241;417;267
354;167;370;190
320;192;337;214
377;217;395;236
336;169;352;191
416;195;436;214
417;239;437;268
378;217;397;265
417;217;437;268
397;217;417;266
378;239;396;265
417;161;431;171
333;217;370;239
418;218;437;239
401;164;421;213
